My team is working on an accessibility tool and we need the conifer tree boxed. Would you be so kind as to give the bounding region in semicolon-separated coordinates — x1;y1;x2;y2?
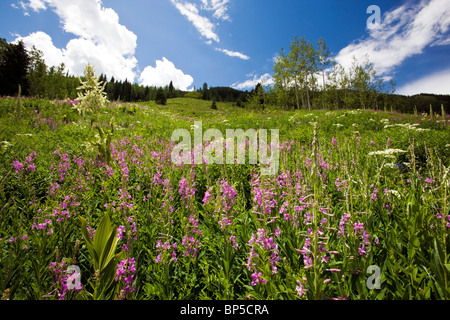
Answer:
168;81;174;98
155;87;167;105
27;46;47;98
0;39;30;96
202;82;209;100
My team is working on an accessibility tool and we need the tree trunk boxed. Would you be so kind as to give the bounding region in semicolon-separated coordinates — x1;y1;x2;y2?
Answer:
306;87;311;111
322;69;326;109
294;79;301;110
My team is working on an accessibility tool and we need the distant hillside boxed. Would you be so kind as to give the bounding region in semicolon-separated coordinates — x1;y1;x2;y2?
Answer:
201;87;450;115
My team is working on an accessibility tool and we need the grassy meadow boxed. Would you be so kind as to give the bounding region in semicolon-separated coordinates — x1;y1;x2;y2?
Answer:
0;96;449;300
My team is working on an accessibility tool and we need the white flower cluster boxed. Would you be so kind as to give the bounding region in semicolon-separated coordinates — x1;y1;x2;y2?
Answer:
1;140;13;151
383;123;430;132
75;64;108;116
337;110;362;119
368;148;407;159
288;114;299;122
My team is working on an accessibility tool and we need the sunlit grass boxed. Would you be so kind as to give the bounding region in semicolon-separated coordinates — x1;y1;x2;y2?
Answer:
0;96;449;300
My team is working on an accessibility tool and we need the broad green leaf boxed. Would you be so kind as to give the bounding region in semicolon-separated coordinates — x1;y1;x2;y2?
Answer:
93;213;112;257
78;212;123;300
433;238;444;266
94;213;113;269
376;287;387;300
78;216;98;266
431;241;445;285
99;228;119;272
407;235;420;259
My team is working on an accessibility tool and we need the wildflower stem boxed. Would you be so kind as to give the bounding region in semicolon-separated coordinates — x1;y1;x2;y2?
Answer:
261;174;267;228
312;122;320;300
443;166;449;292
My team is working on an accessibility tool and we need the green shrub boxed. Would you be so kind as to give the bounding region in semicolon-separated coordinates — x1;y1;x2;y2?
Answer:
184;91;202;99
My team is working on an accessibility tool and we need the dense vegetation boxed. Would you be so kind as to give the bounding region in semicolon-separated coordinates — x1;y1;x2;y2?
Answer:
0;35;449;301
1;36;449;115
0;84;449;299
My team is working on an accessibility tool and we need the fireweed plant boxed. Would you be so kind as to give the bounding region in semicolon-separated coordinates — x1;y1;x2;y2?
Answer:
0;84;449;300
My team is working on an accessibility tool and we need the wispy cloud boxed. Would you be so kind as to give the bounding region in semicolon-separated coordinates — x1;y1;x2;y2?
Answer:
171;0;220;43
200;0;231;21
11;0;33;15
171;1;250;61
27;0;46;12
336;0;450;76
215;48;249;60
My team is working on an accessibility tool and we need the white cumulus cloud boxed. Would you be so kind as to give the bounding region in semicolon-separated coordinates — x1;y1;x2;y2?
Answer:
17;31;64;67
139;57;194;91
13;0;194;86
14;0;138;81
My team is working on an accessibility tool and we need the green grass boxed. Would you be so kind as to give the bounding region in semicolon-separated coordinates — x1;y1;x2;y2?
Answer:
0;96;449;300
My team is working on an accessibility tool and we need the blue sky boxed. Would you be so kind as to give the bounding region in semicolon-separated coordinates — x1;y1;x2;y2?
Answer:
1;0;450;95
